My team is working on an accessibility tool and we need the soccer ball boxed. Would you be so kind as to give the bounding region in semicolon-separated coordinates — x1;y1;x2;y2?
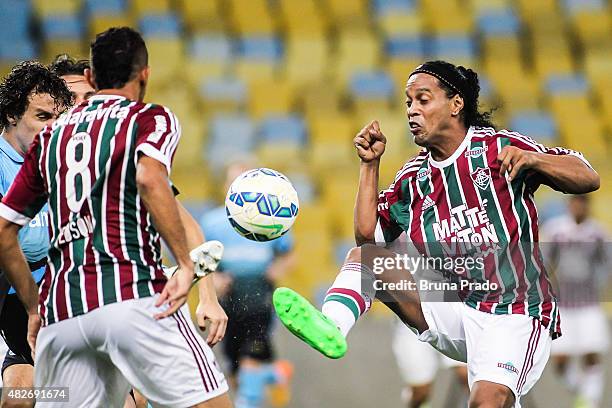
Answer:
225;168;299;241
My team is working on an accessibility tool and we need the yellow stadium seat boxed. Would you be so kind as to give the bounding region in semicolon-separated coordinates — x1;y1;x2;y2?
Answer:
300;84;343;117
470;0;510;13
481;37;521;64
572;12;612;49
533;50;575;80
43;40;86;62
132;0;171;15
169;165;211;200
234;61;278;83
309;115;355;143
422;0;474;34
185;61;228;89
248;80;295;118
325;0;368;21
284;37;330;86
484;60;540;111
229;0;276;35
32;0;79;16
255;144;303;174
515;0;557;25
281;0;327;35
549;96;606;157
89;15;135;37
584;49;612;90
378;13;423;36
333;32;381;86
386;58;423;89
146;39;184;84
177;0;221;32
308;140;354;179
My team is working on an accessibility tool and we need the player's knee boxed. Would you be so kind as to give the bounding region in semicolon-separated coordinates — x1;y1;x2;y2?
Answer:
345;246;362;263
410;384;431;407
469;382;514;408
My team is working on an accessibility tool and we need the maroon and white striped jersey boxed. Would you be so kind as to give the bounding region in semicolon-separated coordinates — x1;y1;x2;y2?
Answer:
376;126;592;337
0;95;180;325
541;215;609;308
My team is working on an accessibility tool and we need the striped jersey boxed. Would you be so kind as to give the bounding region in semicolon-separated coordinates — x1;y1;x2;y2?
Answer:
540;215;608;308
0;95;181;325
376;126;592;338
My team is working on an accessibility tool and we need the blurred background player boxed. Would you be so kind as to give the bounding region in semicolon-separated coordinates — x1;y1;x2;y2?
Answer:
48;54;96;104
542;195;610;408
201;159;295;408
0;61;72;408
393;319;468;408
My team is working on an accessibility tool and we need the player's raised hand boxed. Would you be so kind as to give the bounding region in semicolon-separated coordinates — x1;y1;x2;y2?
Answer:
196;300;228;346
497;145;540;181
27;312;41;360
154;264;194;319
354;120;386;163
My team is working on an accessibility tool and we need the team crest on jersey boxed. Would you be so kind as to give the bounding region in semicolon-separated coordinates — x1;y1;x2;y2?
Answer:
471;167;491;190
464;146;488;158
416;168;431;181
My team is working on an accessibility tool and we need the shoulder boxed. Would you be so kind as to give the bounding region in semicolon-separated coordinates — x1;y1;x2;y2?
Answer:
393;149;429;182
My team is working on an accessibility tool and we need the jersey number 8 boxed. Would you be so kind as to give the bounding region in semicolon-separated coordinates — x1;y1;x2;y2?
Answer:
66;132;92;213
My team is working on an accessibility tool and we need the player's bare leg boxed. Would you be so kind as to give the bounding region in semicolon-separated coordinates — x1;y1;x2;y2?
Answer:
1;364;34;408
274;244;428;358
468;381;514;408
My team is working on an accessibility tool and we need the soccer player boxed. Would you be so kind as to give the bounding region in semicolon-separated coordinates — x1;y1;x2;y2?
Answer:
201;160;294;408
0;27;231;407
0;61;72;408
273;60;600;408
48;54;96;104
541;195;609;408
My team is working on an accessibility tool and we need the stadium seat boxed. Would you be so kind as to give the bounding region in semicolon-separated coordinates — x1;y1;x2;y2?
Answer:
561;0;606;15
228;0;276;35
284;37;329;86
185;34;232;85
207;114;257;170
477;8;520;37
89;15;135;38
372;0;416;15
43;40;85;62
249;80;295;118
259;115;307;146
235;36;283;83
378;13;423;36
429;35;477;68
515;0;557;24
421;0;474;34
484;59;540;111
470;0;509;13
333;31;381;84
139;13;182;38
84;0;126;16
0;40;36;62
325;0;368;22
280;0;326;36
199;76;248;112
145;38;184;84
176;0;222;32
32;0;79;16
300;83;344;118
42;14;84;39
0;0;31;39
386;57;424;89
132;0;171;15
509;111;558;145
349;71;395;113
570;11;611;49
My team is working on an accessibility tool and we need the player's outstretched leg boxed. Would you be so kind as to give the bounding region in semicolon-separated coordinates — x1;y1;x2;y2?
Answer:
274;245;428;359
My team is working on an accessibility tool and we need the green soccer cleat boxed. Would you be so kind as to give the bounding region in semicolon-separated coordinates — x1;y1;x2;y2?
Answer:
273;287;347;359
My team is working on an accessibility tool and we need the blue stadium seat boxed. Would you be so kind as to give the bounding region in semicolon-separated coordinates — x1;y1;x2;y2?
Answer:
199;76;247;103
259;115;307;145
0;0;31;39
139;13;182;38
477;9;520;36
0;39;36;61
372;0;416;15
509;111;558;142
238;37;283;60
349;71;395;99
561;0;606;14
545;74;589;94
429;35;476;61
42;15;84;39
85;0;126;15
386;36;425;58
189;34;232;61
207;114;257;168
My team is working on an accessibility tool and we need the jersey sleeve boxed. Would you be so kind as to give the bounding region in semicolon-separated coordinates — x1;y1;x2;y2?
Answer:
375;179;403;244
503;131;592;192
135;105;181;174
0;134;47;226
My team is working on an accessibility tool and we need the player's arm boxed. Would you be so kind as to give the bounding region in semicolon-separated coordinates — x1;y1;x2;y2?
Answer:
176;200;227;346
354;120;386;246
498;144;599;194
136;156;194;318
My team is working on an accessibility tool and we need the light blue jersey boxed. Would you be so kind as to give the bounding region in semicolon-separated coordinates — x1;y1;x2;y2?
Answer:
0;135;48;290
200;206;293;278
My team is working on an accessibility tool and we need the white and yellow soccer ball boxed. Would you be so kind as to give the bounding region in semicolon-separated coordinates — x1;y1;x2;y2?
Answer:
225;168;299;241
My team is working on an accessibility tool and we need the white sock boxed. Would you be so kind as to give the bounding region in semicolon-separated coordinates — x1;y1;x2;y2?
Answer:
579;363;604;408
321;262;375;337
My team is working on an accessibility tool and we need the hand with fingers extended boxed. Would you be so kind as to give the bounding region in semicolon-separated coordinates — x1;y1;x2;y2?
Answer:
154;263;195;320
497;145;541;181
353;120;387;163
196;300;228;347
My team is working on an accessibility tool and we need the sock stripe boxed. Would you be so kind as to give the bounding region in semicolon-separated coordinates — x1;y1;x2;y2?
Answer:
324;294;360;321
326;288;367;315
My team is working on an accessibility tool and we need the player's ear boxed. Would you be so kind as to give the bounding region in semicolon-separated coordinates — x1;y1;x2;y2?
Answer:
6;115;17;127
451;94;464;117
84;68;97;91
139;66;150;82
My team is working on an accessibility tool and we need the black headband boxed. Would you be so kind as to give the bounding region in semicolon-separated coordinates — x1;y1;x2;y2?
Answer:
409;62;468;99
